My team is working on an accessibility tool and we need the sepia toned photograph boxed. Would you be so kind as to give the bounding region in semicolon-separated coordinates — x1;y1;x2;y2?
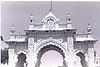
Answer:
1;1;100;67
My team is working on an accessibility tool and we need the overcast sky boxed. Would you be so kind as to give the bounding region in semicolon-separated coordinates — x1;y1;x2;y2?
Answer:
1;1;100;67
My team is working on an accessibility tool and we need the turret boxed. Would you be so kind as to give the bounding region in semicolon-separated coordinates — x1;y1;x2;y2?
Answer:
66;13;72;28
10;25;15;39
86;24;92;38
29;14;35;30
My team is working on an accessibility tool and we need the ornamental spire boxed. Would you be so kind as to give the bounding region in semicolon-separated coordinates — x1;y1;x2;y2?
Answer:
10;25;15;39
30;14;33;22
86;23;93;38
66;12;72;28
87;23;92;34
67;13;71;22
10;25;15;35
29;14;35;30
50;0;52;12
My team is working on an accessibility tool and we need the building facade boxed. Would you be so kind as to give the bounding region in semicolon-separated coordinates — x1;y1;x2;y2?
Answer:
5;11;100;67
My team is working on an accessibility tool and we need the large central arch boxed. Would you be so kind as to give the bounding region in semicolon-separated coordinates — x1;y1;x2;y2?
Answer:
37;44;65;60
35;38;68;67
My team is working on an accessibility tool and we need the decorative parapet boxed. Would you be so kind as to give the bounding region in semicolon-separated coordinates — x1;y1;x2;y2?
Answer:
6;34;27;42
75;33;96;42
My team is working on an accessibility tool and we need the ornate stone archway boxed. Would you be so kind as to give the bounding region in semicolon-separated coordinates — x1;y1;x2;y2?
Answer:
5;8;97;67
34;39;68;67
35;44;67;67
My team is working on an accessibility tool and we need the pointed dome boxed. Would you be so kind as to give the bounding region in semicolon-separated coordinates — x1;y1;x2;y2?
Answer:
42;11;59;22
45;11;57;19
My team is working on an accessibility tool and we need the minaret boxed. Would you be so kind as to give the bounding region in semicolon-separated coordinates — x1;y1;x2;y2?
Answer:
86;24;92;38
66;13;72;28
29;14;35;30
10;25;15;39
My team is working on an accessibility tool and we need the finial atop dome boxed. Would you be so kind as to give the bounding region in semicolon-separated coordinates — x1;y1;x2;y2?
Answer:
67;12;71;22
30;14;33;22
29;14;35;30
66;12;72;28
10;25;16;39
86;23;93;39
87;23;92;34
10;25;15;34
29;14;34;25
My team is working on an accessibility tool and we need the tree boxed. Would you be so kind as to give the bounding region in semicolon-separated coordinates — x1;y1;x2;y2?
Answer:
1;48;8;64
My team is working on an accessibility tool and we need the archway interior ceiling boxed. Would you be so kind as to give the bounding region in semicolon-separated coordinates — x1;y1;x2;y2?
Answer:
37;44;65;60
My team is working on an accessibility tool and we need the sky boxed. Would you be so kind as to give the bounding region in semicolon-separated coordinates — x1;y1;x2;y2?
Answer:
1;1;100;67
40;50;63;67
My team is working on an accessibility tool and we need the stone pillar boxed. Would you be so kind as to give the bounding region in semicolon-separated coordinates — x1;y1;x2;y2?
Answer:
67;37;74;67
64;42;68;67
28;37;35;67
88;44;94;67
8;49;15;67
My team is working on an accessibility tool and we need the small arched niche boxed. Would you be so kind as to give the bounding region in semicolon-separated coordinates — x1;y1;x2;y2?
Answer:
15;53;27;67
76;52;88;67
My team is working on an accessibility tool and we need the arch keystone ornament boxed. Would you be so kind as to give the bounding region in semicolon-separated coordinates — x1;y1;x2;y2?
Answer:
5;10;99;67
